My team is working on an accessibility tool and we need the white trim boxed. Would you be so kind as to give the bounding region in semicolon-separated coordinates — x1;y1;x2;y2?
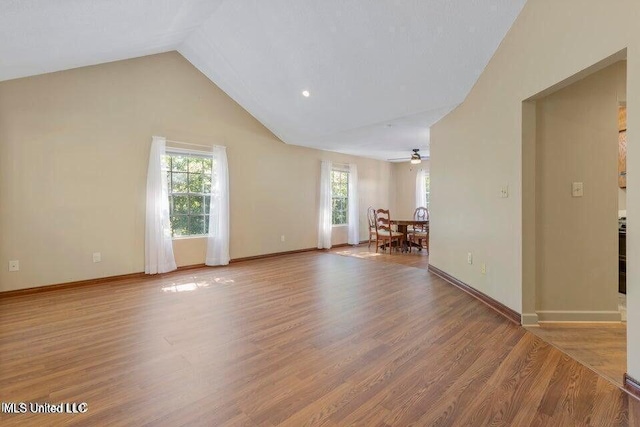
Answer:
536;310;622;322
165;138;225;150
166;147;214;157
521;313;539;326
172;234;207;240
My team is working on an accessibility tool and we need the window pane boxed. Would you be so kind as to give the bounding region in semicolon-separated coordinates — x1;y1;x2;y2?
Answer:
173;195;188;214
189;196;204;214
189;215;205;235
167;154;215;237
188;158;203;173
172;156;188;172
172;172;188;193
203;158;213;174
189;173;204;193
171;215;188;236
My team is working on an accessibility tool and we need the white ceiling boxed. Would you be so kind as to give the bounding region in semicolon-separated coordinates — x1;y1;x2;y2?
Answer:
0;0;527;161
0;0;222;81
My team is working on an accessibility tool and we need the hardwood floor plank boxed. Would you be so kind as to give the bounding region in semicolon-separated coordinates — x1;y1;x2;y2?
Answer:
1;248;638;426
526;323;626;386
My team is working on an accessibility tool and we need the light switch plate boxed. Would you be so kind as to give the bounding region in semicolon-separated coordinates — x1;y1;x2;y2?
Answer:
572;182;584;197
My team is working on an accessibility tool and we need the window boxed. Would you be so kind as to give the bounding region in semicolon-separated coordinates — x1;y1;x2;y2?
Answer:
164;153;213;237
331;169;349;225
425;173;431;208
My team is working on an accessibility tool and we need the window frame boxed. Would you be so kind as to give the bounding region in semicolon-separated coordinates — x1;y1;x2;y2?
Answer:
424;172;430;208
164;149;214;239
331;168;349;226
424;172;431;209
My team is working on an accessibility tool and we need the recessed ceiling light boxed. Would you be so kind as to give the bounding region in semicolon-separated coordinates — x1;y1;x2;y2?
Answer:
302;90;310;97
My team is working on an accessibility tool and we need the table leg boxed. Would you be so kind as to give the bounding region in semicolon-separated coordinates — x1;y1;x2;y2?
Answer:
397;224;408;252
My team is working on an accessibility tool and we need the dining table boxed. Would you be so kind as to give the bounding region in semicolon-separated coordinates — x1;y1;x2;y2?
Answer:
390;219;429;251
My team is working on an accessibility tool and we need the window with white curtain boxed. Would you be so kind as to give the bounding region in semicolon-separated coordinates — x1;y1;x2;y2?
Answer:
331;169;349;225
425;173;431;208
164;153;214;237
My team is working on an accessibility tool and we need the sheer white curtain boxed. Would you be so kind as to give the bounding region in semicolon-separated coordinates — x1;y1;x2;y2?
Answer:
145;136;177;274
347;163;359;245
318;160;333;249
206;146;230;266
415;169;427;209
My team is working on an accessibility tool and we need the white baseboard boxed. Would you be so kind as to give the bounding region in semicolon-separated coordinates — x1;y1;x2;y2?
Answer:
521;313;539;326
536;310;622;322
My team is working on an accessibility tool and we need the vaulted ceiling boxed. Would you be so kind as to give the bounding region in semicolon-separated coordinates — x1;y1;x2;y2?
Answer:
0;0;527;161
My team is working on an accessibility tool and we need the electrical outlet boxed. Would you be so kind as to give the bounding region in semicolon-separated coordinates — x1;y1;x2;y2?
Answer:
481;263;486;275
500;185;509;198
93;252;101;263
8;260;19;272
467;252;473;265
280;235;285;242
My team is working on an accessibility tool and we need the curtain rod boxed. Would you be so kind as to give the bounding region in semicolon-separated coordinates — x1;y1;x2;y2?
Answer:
166;138;224;149
332;162;350;168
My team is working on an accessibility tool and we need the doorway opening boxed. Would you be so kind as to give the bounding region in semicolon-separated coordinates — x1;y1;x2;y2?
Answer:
521;51;627;386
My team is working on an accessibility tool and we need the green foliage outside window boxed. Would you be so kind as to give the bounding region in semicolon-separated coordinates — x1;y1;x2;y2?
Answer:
331;170;349;225
164;154;213;237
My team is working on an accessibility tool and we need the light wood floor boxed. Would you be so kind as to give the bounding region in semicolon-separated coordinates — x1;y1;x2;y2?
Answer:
526;323;627;387
331;244;430;270
341;245;629;388
1;249;638;426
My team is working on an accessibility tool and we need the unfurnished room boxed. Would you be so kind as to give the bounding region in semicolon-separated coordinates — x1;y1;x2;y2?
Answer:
0;0;639;425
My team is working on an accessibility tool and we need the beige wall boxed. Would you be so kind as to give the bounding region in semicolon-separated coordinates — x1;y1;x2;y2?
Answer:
393;160;430;220
0;52;395;292
534;62;623;321
429;0;639;378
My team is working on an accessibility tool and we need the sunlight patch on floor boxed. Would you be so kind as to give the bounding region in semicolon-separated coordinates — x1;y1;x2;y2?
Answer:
161;276;235;293
334;250;382;259
162;282;205;293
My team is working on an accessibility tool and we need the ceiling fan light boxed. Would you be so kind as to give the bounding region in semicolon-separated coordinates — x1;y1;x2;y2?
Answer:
411;158;421;164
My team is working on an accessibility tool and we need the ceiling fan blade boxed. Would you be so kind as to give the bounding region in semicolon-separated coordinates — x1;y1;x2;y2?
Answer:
387;157;411;161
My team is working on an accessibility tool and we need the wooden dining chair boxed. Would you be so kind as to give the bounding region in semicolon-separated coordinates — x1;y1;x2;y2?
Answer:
409;207;429;253
367;206;377;248
375;209;404;253
407;207;429;232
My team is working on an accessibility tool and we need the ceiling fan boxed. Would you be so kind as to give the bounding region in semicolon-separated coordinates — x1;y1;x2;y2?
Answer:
388;149;426;164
